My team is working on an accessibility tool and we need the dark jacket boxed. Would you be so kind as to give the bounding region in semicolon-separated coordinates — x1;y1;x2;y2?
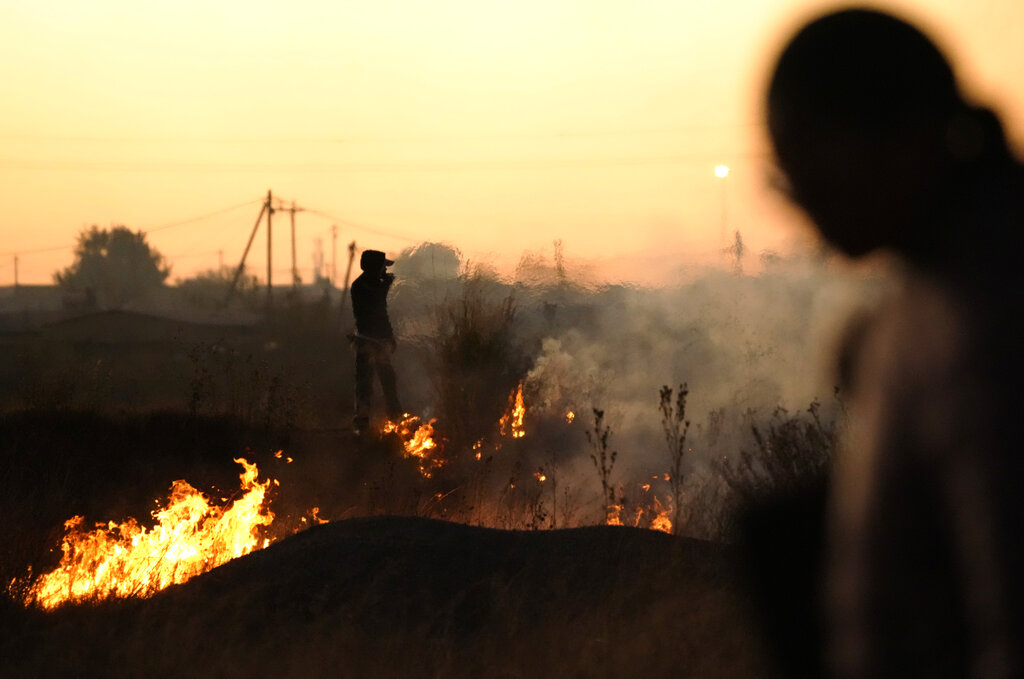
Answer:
350;271;395;340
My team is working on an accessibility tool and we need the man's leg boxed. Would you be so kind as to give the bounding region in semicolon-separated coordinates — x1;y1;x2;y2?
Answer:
374;346;403;421
353;345;373;433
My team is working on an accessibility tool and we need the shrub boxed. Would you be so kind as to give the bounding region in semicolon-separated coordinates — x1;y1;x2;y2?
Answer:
659;384;691;534
428;272;525;454
721;396;837;504
585;408;618;524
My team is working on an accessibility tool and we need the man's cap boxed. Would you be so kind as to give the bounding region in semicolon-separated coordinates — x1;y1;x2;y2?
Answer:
360;249;394;270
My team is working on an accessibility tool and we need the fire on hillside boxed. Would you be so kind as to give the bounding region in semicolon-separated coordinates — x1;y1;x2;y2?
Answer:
19;458;276;610
14;382;674;610
499;381;526;439
381;414;442;477
380;380;527;477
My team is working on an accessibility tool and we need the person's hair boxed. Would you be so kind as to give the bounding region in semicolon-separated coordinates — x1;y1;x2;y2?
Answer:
767;8;960;156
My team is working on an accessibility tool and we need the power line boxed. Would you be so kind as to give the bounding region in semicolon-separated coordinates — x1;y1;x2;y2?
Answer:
0;242;73;257
0;123;766;146
141;199;261;234
0;152;771;174
302;208;420;245
165;250;224;260
0;197;263;258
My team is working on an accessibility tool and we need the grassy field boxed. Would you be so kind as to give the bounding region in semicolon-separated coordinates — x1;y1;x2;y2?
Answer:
0;410;778;679
4;517;769;678
0;262;857;676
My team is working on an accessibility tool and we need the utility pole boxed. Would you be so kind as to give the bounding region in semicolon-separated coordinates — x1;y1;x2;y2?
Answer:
312;238;324;284
331;224;338;287
266;189;274;311
286;200;304;288
225;192;270;307
339;240;357;315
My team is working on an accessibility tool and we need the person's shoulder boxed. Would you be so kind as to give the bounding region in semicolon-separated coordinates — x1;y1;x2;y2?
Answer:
838;273;969;395
887;275;968;364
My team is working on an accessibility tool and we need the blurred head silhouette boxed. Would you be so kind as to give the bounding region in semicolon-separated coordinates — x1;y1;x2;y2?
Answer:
766;8;1008;259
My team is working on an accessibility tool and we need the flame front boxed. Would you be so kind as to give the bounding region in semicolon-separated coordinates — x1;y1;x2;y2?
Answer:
499;382;526;439
603;496;673;534
649;510;673;534
24;458;275;609
605;504;624;526
647;496;673;534
382;414;443;477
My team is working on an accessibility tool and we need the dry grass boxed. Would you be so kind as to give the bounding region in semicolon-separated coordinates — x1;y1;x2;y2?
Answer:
2;517;768;679
0;410;778;679
0;265;857;677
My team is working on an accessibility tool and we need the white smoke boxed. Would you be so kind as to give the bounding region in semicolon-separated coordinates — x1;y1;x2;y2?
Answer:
391;242;892;534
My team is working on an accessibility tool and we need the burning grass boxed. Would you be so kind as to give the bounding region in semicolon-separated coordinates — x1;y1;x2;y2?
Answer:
381;413;443;477
2;517;769;679
0;258;863;678
498;380;526;439
18;458;277;609
8;381;674;614
6;375;832;618
0;387;834;678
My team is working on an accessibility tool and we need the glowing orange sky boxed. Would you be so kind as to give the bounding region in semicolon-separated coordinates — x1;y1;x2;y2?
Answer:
2;0;1022;285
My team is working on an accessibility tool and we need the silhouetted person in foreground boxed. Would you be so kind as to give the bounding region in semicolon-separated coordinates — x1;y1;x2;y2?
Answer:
350;249;402;433
766;8;1024;679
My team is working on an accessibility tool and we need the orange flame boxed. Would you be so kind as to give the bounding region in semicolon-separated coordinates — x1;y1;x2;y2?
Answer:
23;458;275;609
300;506;329;527
650;510;673;534
648;496;673;534
605;504;624;526
382;413;443;477
499;382;526;439
604;496;673;534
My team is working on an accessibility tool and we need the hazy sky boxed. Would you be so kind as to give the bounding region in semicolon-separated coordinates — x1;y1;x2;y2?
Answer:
2;0;1022;285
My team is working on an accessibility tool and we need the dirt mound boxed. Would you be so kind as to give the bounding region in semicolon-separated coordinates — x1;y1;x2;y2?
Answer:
3;516;765;678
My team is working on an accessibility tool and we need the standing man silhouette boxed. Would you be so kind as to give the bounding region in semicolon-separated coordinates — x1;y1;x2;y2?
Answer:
350;249;403;433
767;8;1024;679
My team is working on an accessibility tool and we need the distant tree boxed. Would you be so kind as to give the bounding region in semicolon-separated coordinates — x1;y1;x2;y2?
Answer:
55;225;170;308
514;246;569;287
176;266;260;311
392;242;462;281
